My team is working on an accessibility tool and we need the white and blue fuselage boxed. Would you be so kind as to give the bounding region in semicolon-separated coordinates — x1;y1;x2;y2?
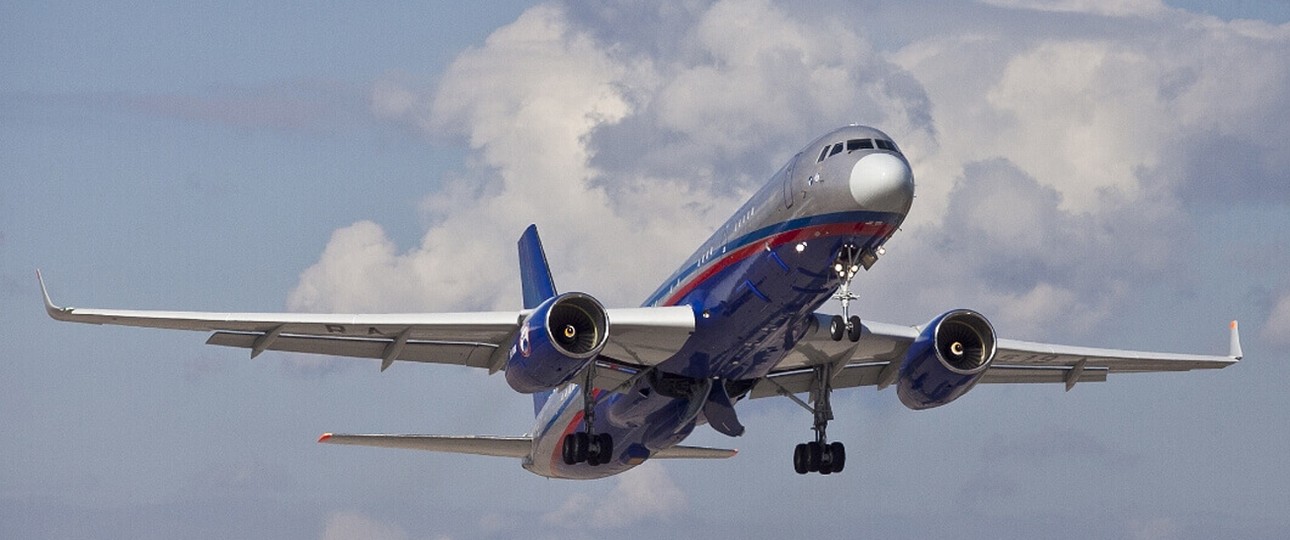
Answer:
525;126;915;479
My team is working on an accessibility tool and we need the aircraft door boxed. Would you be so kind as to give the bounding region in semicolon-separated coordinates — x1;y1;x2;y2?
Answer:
782;153;800;208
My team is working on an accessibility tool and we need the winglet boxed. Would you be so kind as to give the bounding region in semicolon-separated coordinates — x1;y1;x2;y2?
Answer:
1230;320;1243;360
36;269;72;320
318;433;333;443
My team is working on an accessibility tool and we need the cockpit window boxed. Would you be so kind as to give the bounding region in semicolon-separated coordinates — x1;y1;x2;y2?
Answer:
846;139;874;152
819;137;900;163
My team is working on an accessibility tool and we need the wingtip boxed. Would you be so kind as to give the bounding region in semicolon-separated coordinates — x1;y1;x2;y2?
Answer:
1229;320;1243;361
318;433;333;443
36;269;68;319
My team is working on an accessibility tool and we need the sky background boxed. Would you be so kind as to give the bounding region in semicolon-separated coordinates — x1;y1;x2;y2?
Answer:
4;1;1290;538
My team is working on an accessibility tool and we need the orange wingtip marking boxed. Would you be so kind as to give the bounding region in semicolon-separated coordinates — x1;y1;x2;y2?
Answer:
318;433;333;443
1231;320;1239;330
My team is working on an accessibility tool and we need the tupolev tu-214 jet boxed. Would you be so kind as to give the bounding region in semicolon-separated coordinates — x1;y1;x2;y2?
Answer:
40;125;1241;479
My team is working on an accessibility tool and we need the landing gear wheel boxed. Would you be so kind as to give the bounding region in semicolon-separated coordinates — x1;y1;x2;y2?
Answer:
573;432;590;464
829;441;846;473
829;316;845;341
561;434;575;465
598;433;613;462
784;362;851;475
847;315;862;342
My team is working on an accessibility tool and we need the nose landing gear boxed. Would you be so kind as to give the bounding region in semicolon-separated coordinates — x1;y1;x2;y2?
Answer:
828;243;864;343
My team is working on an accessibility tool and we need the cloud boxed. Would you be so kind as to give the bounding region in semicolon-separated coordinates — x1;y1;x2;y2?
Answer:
542;462;687;529
1262;293;1290;344
290;0;934;314
865;7;1290;334
286;0;1290;353
321;511;409;540
979;0;1166;17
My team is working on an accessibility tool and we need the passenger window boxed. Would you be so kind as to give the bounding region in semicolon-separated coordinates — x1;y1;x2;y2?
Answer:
828;143;843;157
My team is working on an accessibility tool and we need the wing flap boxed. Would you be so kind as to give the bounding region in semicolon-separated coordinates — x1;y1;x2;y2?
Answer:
979;365;1109;385
317;433;531;458
207;332;500;368
993;339;1238;372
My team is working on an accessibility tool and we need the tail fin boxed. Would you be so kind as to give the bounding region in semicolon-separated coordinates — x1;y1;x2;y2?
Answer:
518;224;558;415
518;224;557;310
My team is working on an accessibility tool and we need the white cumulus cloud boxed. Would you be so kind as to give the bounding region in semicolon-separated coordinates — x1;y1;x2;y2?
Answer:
542;462;687;529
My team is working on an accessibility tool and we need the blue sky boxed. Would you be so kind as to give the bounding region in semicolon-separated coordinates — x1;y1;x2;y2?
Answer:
4;1;1290;539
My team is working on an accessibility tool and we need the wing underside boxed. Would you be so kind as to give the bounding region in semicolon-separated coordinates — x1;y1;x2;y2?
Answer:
316;433;736;460
38;271;694;376
752;313;1240;399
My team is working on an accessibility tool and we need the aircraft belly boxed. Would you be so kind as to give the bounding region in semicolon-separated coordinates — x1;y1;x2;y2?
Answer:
525;383;701;480
657;222;895;381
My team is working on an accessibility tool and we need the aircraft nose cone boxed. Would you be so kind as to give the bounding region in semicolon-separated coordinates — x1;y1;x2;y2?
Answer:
849;152;914;214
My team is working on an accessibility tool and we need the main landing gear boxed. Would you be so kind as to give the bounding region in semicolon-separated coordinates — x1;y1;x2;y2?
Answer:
561;366;614;466
828;243;863;343
791;363;846;475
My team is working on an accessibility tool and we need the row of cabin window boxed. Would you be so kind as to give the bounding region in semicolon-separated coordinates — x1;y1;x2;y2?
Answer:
816;138;898;163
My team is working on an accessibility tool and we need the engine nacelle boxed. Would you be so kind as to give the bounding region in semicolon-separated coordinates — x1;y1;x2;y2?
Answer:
897;309;997;410
505;292;609;394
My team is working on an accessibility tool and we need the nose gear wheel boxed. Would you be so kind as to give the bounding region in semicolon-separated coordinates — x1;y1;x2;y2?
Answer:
829;244;864;343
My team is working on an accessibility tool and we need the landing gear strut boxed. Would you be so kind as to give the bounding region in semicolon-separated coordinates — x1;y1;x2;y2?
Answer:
828;243;863;343
561;365;613;466
789;363;845;475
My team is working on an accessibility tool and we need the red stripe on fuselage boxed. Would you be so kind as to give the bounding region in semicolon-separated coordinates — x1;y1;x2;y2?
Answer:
660;220;893;306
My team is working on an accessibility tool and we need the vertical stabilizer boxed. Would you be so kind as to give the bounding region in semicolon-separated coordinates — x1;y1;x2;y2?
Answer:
518;224;558;415
518;224;558;310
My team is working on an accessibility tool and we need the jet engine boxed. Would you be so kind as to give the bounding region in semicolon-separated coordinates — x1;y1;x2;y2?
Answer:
897;309;997;410
505;292;609;394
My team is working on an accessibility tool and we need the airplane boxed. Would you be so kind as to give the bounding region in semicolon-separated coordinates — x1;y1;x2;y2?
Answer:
39;124;1241;479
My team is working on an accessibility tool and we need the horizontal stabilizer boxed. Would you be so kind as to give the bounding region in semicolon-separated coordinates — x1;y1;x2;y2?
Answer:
318;433;531;458
653;445;738;459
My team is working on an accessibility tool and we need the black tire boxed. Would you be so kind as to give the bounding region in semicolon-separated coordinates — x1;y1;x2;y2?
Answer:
793;443;809;474
829;316;845;341
808;441;823;473
561;434;576;465
598;433;613;462
574;432;590;463
587;434;601;466
847;316;862;342
829;441;846;473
